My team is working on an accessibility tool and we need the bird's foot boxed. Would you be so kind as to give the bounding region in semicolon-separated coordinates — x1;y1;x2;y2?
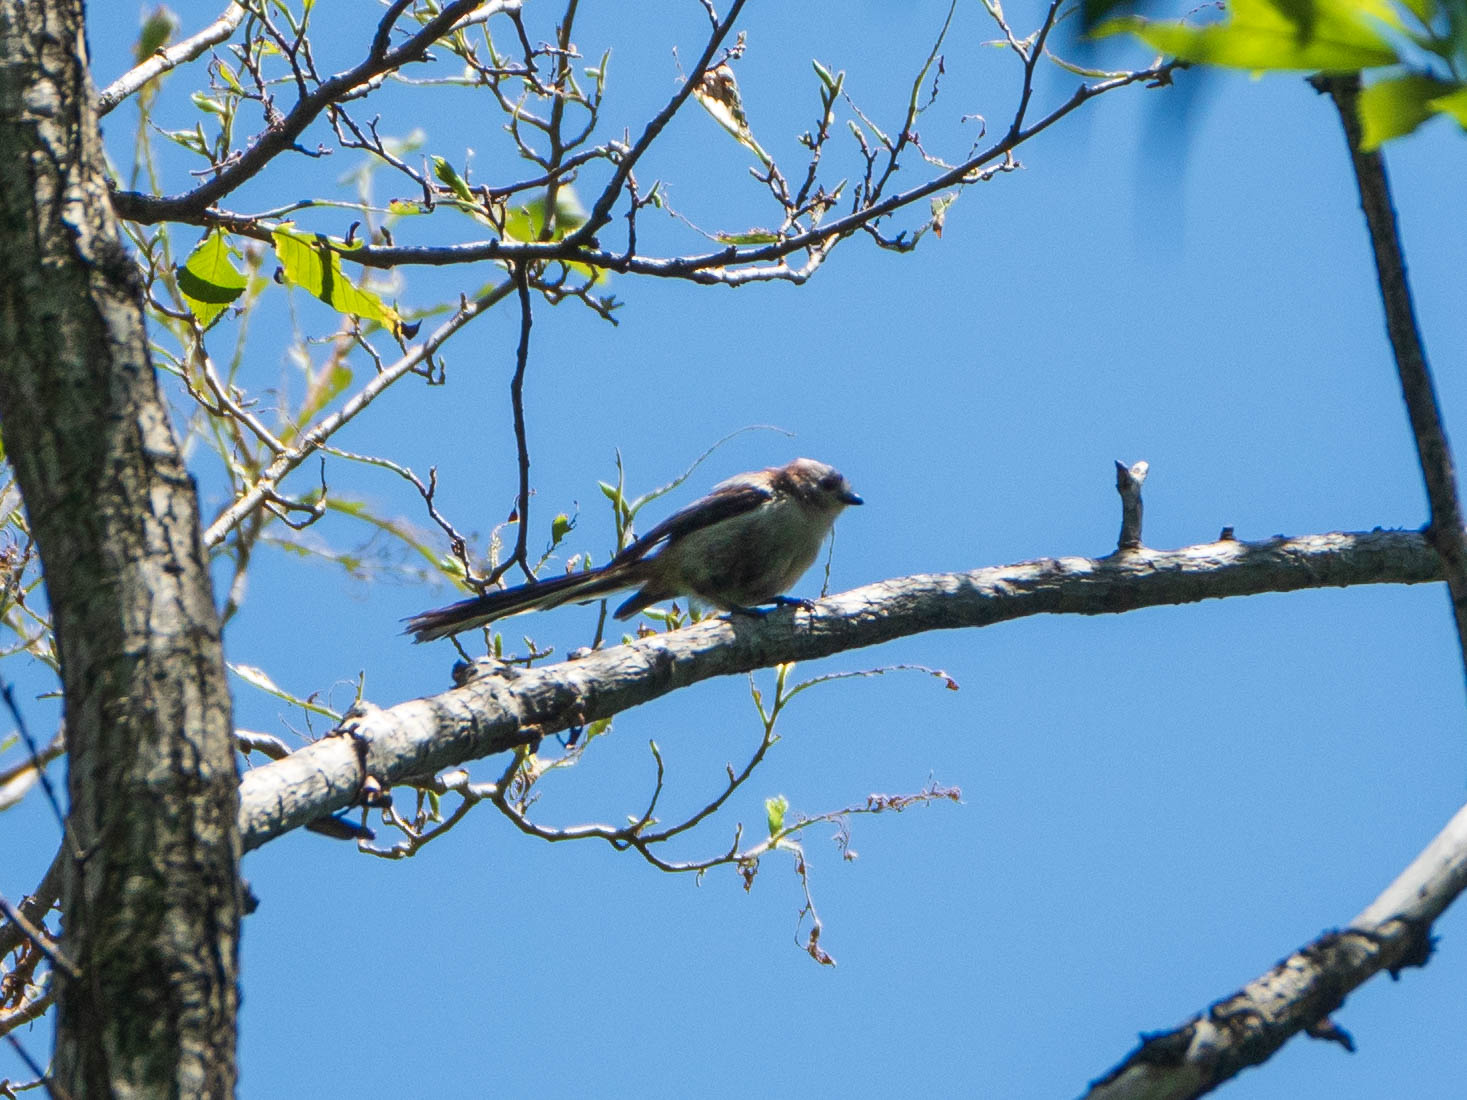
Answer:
726;596;816;619
771;595;817;612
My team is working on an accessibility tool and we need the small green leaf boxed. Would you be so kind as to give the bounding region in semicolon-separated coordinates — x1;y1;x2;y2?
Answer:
271;223;400;326
190;91;227;116
297;360;353;427
766;794;789;838
216;60;243;94
177;230;247;328
135;5;178;61
549;512;573;548
431;155;476;203
502;188;589;242
229;662;340;719
1358;73;1457;148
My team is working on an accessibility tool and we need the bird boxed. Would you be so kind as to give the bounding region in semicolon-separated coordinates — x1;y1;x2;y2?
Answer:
405;457;862;643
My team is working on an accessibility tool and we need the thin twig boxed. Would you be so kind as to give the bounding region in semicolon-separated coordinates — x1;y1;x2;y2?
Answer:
490;264;535;584
201;278;514;547
111;0;499;221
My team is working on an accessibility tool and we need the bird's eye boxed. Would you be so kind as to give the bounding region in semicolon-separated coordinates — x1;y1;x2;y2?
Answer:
819;473;842;491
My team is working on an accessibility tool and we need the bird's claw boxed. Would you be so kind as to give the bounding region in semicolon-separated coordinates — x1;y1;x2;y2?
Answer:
771;595;817;612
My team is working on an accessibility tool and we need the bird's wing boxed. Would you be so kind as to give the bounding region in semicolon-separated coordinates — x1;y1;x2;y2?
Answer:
611;481;773;565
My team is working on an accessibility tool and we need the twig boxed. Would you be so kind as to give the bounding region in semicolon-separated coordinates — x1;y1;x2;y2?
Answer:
490;264;535;584
1114;459;1148;551
111;0;499;222
0;851;62;962
0;895;76;980
201;278;514;547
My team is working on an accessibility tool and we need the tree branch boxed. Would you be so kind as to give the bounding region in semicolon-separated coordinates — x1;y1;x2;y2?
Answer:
1086;793;1467;1099
109;0;495;221
96;2;249;117
1317;74;1467;692
237;527;1441;849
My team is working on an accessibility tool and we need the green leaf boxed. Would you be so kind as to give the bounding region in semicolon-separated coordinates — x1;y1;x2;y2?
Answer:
177;230;247;328
499;187;604;285
765;794;789;838
1428;83;1467;128
1358;73;1458;147
1094;0;1401;72
713;228;784;245
929;192;958;238
216;60;244;94
812;59;840;93
271;223;400;326
134;5;178;61
431;155;476;203
549;512;573;548
501;188;589;242
190;91;227;116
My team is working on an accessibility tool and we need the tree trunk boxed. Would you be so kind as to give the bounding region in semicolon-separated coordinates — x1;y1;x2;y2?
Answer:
0;1;241;1095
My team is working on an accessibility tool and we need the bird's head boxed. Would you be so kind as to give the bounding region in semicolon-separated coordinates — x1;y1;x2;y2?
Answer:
781;458;863;511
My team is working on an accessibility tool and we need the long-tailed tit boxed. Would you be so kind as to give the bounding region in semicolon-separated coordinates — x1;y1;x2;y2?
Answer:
405;458;862;643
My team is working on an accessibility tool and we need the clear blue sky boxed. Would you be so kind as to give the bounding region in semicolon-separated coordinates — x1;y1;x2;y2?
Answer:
5;1;1467;1096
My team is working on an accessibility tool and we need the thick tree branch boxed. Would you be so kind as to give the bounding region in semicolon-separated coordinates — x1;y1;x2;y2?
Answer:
238;528;1440;849
1318;74;1467;690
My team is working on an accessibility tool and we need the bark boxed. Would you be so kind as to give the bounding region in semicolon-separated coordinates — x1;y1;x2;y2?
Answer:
0;1;240;1095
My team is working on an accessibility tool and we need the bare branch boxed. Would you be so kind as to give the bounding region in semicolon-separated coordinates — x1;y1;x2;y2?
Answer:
97;2;249;117
238;527;1442;849
1087;795;1467;1098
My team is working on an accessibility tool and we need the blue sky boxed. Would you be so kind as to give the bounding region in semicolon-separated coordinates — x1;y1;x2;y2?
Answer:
5;1;1467;1096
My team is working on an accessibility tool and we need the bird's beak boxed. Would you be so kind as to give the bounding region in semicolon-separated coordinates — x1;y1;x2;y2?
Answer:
840;489;864;506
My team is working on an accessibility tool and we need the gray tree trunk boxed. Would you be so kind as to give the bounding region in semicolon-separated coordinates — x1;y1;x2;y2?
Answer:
0;1;241;1095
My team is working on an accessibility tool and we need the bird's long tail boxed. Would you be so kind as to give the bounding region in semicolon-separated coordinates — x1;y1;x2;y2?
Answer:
404;565;635;643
